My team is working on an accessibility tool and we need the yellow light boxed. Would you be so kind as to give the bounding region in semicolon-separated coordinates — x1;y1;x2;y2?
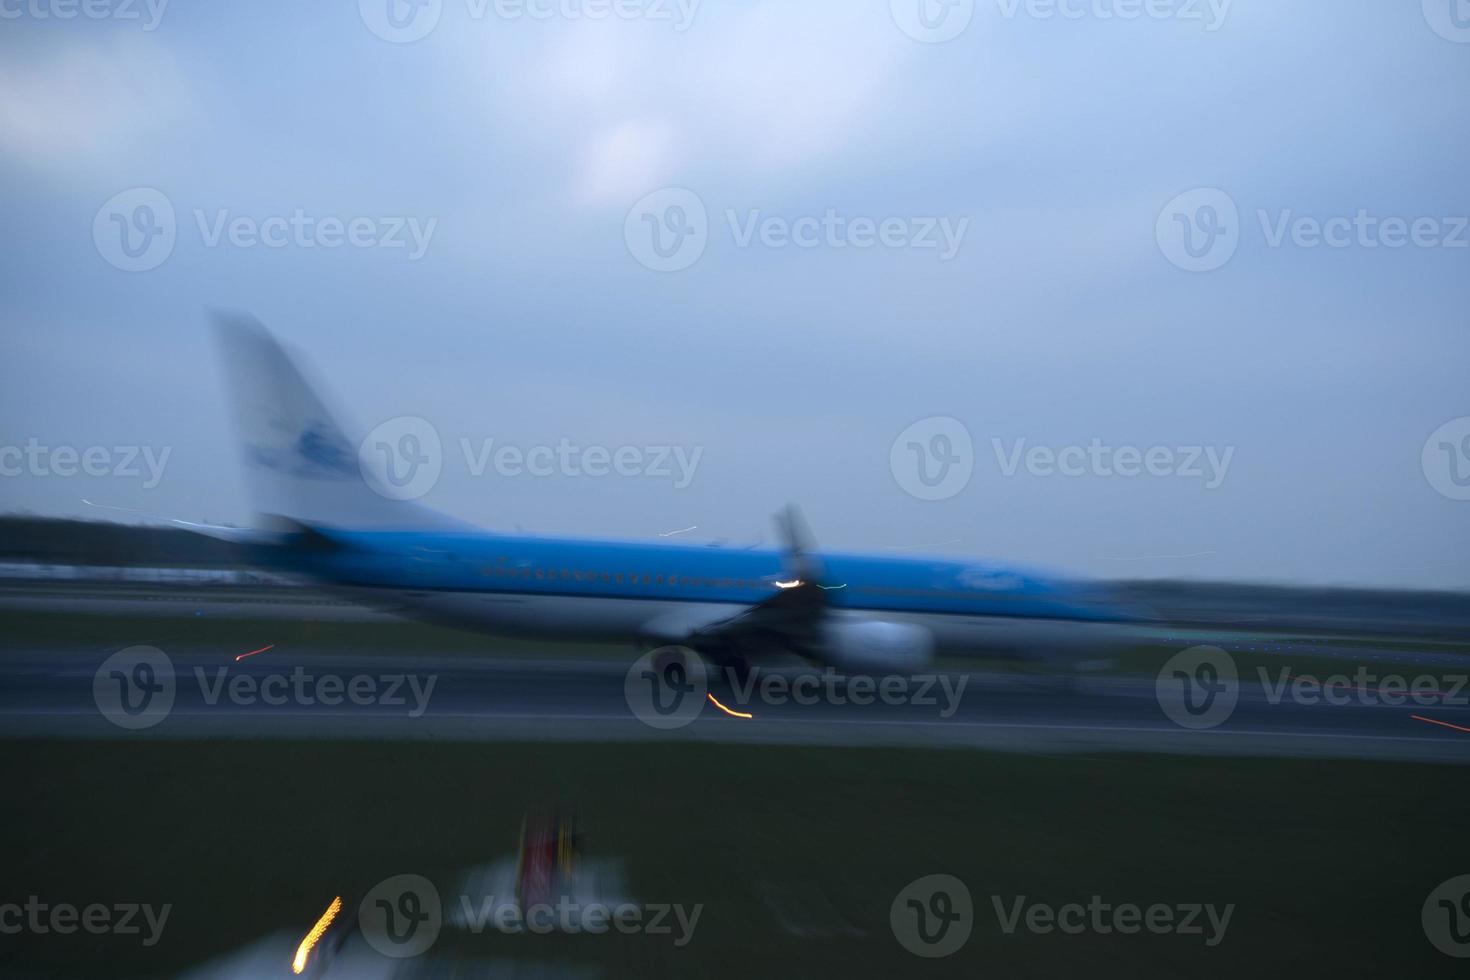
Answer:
292;896;342;975
707;693;753;719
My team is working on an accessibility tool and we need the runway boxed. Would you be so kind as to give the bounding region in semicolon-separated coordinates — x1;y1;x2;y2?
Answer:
4;644;1470;763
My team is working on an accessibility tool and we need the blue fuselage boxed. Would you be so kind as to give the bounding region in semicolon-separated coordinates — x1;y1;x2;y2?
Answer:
280;529;1119;624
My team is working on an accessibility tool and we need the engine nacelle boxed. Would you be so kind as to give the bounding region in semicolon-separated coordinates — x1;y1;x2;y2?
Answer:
820;619;935;674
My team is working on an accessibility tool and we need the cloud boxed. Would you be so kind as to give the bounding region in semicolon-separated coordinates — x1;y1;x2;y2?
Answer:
0;36;194;165
467;3;909;206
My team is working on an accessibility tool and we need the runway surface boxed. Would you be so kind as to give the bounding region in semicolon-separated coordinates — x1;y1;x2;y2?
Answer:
4;643;1470;763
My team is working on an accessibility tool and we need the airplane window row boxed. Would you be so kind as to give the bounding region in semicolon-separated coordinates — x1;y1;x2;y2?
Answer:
478;564;773;590
854;585;1031;602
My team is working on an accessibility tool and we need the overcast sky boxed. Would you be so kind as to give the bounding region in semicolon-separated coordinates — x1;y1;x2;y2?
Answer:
1;0;1467;588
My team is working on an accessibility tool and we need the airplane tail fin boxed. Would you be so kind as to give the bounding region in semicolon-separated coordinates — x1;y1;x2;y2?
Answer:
213;312;461;532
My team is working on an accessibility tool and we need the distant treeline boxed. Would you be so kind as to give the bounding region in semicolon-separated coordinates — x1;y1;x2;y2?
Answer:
0;516;251;568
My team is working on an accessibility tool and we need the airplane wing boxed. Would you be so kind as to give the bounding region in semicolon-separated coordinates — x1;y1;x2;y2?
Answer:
640;506;832;664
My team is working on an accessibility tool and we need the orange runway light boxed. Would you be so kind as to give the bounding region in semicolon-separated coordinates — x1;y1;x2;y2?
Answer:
292;896;342;974
707;693;753;719
1411;714;1470;734
235;643;275;662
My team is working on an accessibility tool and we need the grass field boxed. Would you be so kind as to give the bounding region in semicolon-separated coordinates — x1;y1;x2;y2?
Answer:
2;739;1467;978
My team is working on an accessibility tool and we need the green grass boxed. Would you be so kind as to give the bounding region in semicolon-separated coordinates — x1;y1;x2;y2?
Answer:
1;740;1466;978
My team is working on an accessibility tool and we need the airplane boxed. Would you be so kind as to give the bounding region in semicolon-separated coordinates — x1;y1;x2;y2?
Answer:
210;314;1138;677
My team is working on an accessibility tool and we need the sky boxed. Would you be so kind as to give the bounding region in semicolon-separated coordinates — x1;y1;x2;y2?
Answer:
1;0;1468;589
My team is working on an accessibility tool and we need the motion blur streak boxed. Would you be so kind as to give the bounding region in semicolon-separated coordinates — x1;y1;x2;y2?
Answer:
707;693;753;719
234;643;274;662
290;895;340;975
1410;715;1470;735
